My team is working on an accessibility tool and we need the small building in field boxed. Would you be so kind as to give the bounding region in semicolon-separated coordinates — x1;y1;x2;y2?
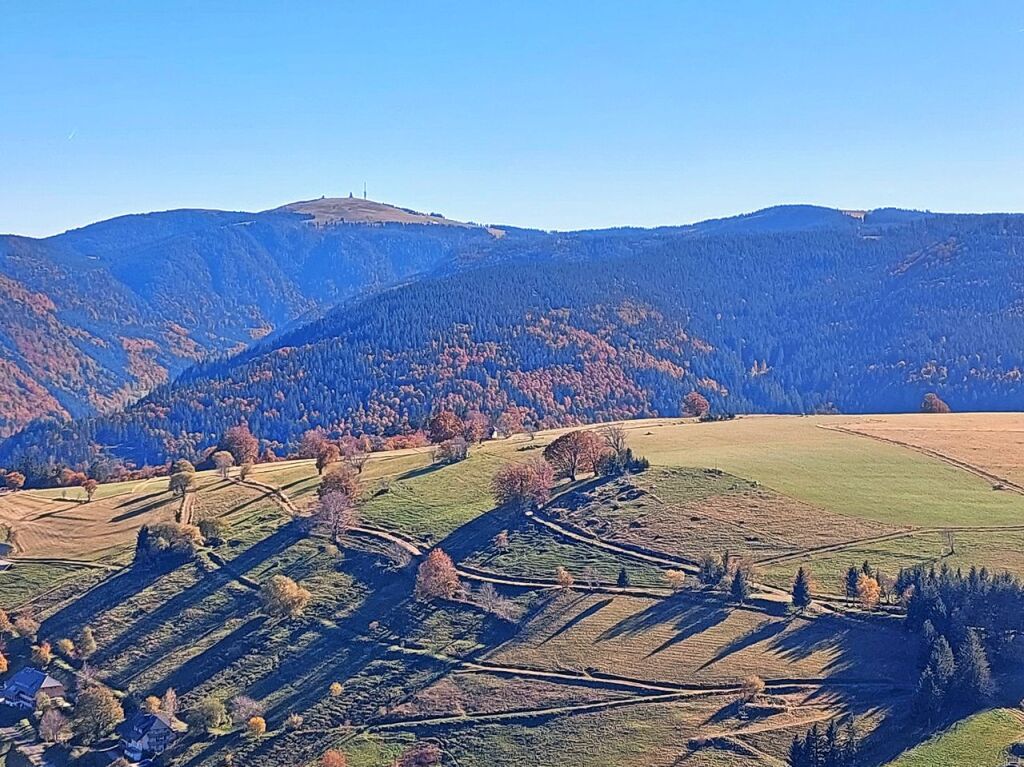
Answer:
0;666;66;709
117;711;186;761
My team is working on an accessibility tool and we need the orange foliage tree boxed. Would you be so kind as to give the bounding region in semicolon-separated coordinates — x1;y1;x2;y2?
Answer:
682;391;710;417
415;549;460;600
427;410;463;444
542;430;606;480
491;459;554;509
222;423;259;464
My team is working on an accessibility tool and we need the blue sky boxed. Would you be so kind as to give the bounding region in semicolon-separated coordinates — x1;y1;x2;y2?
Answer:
2;2;1022;236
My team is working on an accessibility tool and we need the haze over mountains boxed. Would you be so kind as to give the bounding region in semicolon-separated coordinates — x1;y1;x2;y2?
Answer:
3;199;1024;475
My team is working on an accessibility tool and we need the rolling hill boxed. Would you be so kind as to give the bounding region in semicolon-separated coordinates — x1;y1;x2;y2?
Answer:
4;206;1024;477
0;198;505;436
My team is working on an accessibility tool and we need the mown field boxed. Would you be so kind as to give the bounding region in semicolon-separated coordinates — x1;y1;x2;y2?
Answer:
2;414;1023;766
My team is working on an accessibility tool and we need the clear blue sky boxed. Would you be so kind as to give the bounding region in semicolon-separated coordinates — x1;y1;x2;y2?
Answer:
3;2;1023;237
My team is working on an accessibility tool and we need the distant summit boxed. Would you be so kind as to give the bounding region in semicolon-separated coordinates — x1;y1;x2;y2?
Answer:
274;196;503;236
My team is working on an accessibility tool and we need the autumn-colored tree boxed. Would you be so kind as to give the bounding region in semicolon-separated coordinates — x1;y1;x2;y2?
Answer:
238;461;253;481
682;391;711;417
0;609;12;635
555;566;574;589
229;695;264;724
415;549;460;600
260;575;311;618
245;716;266;737
462;411;490;443
664;570;687;591
72;685;125;743
14;614;40;640
39;709;71;744
316;443;341;475
492;530;510;552
855;574;880;610
328;682;343;697
427;410;463;443
172;458;196;474
299;429;330;459
322;749;348;767
143;695;162;713
543;430;606;480
32;641;53;666
319;464;358;500
5;471;25;491
397;742;442;767
491;459;554;509
792;567;812;609
740;675;765;702
79;626;97;659
284;712;304;731
56;637;75;658
212;450;235;478
222;423;259;465
495;407;525;438
162;687;178;716
0;651;8;674
198;516;229;545
83;478;99;502
169;471;195;496
315;491;358;544
921;392;951;413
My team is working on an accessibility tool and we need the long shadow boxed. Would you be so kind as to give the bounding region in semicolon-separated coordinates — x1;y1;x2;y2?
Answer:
695;615;790;670
543;598;613;643
110;495;175;522
114;489;166;509
151;615;268;693
597;595;727;642
394;462;446;482
42;564;167;638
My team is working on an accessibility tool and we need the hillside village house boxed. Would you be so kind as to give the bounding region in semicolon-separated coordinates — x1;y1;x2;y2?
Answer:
0;667;66;709
117;711;186;761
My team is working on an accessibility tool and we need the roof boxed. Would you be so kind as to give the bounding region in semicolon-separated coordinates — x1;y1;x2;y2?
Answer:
117;711;182;740
2;667;63;696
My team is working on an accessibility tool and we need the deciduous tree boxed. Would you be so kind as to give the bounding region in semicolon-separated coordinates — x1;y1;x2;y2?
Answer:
213;450;235;478
316;443;341;475
491;459;553;509
83;478;99;502
222;423;259;465
415;549;460;600
427;410;463;444
921;392;951;413
72;685;124;743
855;574;880;610
319;464;358;500
543;430;606;480
322;750;348;767
4;471;25;491
315;491;357;543
39;709;71;744
682;391;710;417
260;575;312;618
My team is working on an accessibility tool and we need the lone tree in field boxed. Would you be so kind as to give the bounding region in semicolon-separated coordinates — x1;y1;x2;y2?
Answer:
427;410;463;444
4;471;25;491
83;478;99;502
491;459;554;509
315;443;341;475
169;470;196;496
72;685;124;743
260;575;312;618
682;391;710;417
462;410;490;444
222;423;260;465
792;567;812;609
212;450;235;479
79;626;97;659
415;549;460;600
319;463;358;500
314;491;358;544
397;742;442;767
921;392;951;413
543;430;606;480
555;566;574;589
322;750;348;767
299;429;329;459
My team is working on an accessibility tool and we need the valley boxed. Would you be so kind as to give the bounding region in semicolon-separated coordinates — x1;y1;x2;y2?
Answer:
2;414;1023;766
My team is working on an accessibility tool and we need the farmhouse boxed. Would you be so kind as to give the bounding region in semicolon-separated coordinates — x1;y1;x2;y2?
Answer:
117;711;186;761
0;666;66;709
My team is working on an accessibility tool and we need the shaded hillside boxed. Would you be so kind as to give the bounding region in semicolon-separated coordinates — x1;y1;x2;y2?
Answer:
0;199;506;435
5;209;1024;474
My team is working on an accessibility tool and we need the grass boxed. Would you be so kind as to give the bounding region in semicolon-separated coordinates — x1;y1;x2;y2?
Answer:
624;416;1024;527
884;708;1024;767
0;560;101;610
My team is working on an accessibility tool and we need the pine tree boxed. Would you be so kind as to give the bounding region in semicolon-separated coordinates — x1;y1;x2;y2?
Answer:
730;568;750;604
617;568;629;588
955;628;995;705
845;566;860;599
792;566;812;609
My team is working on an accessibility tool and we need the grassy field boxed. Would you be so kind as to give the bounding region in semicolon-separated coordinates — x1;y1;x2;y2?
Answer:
884;708;1024;767
5;414;1024;766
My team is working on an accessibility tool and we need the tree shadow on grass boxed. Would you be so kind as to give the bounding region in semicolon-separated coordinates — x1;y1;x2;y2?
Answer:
597;596;729;647
694;615;791;671
110;495;175;522
42;563;167;638
543;597;613;643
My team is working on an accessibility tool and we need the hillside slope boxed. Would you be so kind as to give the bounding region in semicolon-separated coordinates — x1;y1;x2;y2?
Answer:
4;209;1024;473
0;199;504;435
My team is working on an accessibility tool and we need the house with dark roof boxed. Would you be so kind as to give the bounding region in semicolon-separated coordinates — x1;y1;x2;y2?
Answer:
117;711;186;761
0;666;66;709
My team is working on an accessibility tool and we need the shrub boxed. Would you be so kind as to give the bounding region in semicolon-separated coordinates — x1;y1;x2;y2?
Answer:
415;549;460;600
135;522;203;565
260;575;312;618
434;437;469;465
186;697;226;731
246;716;266;739
198;516;229;545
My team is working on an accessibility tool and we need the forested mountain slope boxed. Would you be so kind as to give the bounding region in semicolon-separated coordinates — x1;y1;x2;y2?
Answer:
4;207;1024;476
0;198;505;435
